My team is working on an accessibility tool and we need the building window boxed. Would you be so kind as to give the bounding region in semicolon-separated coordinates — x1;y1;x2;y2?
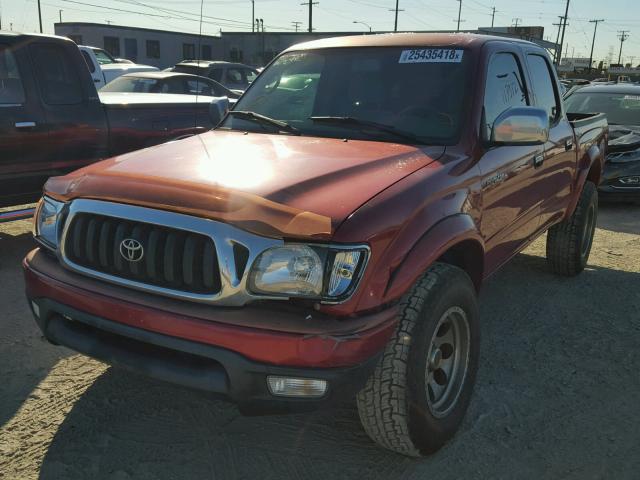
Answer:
146;40;160;59
183;43;195;60
67;34;82;44
103;36;120;57
201;44;212;60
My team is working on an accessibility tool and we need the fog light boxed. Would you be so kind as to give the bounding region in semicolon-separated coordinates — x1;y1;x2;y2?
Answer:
267;376;328;398
31;301;40;319
619;176;640;185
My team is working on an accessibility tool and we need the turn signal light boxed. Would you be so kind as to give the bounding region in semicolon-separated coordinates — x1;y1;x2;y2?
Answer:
267;376;328;398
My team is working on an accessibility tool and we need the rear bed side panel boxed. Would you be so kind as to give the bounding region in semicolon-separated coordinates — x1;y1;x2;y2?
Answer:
565;114;608;219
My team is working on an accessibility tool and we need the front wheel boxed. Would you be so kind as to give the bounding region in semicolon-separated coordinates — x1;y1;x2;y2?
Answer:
546;181;598;276
356;263;480;456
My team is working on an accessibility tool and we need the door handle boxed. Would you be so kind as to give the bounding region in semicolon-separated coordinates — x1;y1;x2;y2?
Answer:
533;153;544;168
94;78;101;83
565;139;574;151
15;121;36;129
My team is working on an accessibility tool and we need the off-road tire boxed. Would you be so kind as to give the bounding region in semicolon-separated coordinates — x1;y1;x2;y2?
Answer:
546;181;598;276
356;263;480;456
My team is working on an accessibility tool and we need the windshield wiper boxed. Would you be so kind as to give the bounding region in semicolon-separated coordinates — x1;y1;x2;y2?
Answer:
309;116;426;144
227;110;300;135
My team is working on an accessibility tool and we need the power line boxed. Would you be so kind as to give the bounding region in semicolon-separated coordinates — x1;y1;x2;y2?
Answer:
588;19;604;72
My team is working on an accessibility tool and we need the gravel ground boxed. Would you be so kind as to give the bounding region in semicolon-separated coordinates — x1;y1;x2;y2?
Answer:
1;204;639;479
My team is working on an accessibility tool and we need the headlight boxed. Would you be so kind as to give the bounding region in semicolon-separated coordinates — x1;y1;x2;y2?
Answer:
34;196;66;249
248;244;369;302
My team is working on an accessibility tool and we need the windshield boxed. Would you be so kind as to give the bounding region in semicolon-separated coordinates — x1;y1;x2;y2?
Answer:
565;91;640;125
221;47;471;144
92;48;116;65
101;77;159;92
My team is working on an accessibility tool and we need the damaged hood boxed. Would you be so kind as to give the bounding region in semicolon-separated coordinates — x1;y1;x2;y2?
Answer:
45;130;444;240
608;125;640;153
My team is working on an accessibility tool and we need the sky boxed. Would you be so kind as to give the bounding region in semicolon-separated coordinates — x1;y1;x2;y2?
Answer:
1;0;639;65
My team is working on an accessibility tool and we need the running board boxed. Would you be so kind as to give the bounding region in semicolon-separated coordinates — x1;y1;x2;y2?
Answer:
0;207;36;223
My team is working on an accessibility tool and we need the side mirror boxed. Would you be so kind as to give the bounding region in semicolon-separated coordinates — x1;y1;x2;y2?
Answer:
491;107;549;145
208;97;230;126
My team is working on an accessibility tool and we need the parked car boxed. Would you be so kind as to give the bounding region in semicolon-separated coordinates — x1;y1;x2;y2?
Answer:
100;71;240;104
0;33;220;207
565;84;640;201
25;33;607;456
79;46;158;89
170;60;258;91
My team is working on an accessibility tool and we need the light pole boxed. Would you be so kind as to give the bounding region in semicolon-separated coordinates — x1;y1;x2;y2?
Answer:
353;20;372;33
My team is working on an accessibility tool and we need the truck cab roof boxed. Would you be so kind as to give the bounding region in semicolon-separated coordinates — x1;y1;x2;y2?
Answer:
285;32;540;53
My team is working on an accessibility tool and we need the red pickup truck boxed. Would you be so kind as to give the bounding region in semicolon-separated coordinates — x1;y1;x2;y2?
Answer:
24;34;607;456
0;33;219;207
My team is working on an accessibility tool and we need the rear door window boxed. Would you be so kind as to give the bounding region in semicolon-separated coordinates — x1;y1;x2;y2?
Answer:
483;52;529;139
527;54;560;123
81;50;96;73
0;44;26;104
225;68;244;85
245;68;257;84
209;68;223;82
30;44;83;105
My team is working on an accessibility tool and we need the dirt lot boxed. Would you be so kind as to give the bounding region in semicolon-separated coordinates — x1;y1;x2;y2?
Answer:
1;204;639;479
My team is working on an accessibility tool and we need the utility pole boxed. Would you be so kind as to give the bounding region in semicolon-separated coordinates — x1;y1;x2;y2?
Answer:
491;7;496;28
59;10;62;23
553;16;566;64
291;21;302;32
37;0;43;33
394;0;399;32
456;0;462;32
388;0;404;32
557;0;570;67
588;19;604;73
251;0;254;32
512;18;522;28
301;0;318;33
618;30;629;64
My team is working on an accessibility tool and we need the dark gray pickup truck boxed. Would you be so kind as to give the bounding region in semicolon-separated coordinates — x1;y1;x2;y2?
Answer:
0;32;221;207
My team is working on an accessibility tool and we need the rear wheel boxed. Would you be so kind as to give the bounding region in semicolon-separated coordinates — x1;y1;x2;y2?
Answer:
546;181;598;276
356;263;480;456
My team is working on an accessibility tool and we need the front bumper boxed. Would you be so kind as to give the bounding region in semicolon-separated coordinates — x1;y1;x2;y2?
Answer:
24;249;396;412
599;161;640;201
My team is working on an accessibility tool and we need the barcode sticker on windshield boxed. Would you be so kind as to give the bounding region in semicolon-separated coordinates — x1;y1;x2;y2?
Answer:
399;49;464;63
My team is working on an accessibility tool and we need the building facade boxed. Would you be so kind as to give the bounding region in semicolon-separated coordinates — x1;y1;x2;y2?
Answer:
54;23;225;69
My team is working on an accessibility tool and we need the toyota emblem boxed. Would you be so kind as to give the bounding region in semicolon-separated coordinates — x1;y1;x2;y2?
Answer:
120;238;144;262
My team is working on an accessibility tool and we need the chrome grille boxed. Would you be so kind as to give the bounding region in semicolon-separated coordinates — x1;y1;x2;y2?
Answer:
59;199;282;306
65;213;222;295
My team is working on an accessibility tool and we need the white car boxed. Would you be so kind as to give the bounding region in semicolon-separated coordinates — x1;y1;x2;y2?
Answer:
78;46;158;89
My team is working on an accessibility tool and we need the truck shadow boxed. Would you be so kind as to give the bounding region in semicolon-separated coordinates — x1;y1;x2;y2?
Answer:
0;229;69;429
37;253;640;479
597;203;639;235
